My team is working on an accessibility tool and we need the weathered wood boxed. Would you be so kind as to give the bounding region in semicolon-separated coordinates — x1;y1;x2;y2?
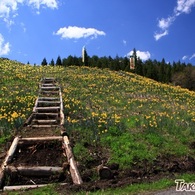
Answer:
59;90;65;125
40;91;59;94
32;119;58;124
0;137;19;188
36;106;60;109
42;84;57;87
42;77;56;81
33;98;39;112
31;124;59;128
63;136;83;184
24;113;34;126
41;87;60;90
19;136;62;142
37;101;61;104
60;110;64;126
4;183;67;191
34;113;59;117
38;97;60;101
18;137;62;146
3;137;19;166
6;166;63;176
35;107;60;113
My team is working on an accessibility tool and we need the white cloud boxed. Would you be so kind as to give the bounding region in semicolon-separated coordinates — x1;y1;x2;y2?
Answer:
27;0;58;10
0;0;24;18
154;0;195;40
123;40;127;46
154;30;168;41
158;16;175;30
0;33;10;55
175;0;195;15
189;53;195;60
181;53;195;60
182;55;188;60
0;0;58;25
54;26;106;39
127;50;151;61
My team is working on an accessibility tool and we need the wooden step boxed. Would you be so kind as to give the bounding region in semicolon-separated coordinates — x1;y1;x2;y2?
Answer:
39;91;59;94
5;166;63;177
31;124;59;128
35;107;60;113
34;113;59;117
42;77;56;81
32;119;58;125
38;97;60;101
35;106;60;110
42;84;57;87
37;101;61;107
41;87;60;90
3;183;67;191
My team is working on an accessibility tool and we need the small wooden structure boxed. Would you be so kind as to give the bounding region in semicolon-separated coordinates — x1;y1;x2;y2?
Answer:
0;78;83;191
130;55;135;70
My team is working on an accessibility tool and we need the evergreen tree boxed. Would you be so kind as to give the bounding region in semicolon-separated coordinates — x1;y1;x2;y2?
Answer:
50;59;55;66
41;58;47;66
121;57;129;71
135;58;143;75
56;56;62;66
90;55;99;67
66;55;74;66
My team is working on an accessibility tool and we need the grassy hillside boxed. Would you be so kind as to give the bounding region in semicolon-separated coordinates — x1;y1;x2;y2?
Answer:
1;58;195;193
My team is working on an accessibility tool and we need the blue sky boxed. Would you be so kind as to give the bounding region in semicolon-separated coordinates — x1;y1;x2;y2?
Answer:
0;0;195;65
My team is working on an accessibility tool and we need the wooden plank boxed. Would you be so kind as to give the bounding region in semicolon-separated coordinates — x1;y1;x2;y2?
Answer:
39;91;59;94
59;90;65;125
4;183;67;191
62;136;83;185
34;113;59;116
0;137;19;188
18;136;62;145
41;87;60;89
6;166;63;176
42;83;56;85
33;98;39;112
18;136;62;146
36;106;60;112
35;107;60;110
20;136;62;141
31;125;59;128
38;97;60;101
2;137;19;166
37;101;61;104
32;119;57;124
24;113;35;126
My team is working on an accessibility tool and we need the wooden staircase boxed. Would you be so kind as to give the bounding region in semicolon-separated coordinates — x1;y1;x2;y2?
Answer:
0;78;82;191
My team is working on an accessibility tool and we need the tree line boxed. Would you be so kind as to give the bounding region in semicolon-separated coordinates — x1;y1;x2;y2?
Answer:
40;48;195;90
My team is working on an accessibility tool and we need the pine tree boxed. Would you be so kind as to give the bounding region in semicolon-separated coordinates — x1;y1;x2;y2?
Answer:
41;58;47;66
50;59;55;66
56;56;62;66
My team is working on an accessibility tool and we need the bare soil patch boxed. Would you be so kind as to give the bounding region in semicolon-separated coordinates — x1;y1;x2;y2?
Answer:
20;126;62;138
4;140;72;186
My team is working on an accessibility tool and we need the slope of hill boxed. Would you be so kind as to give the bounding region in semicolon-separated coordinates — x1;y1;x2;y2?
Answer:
0;58;195;194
